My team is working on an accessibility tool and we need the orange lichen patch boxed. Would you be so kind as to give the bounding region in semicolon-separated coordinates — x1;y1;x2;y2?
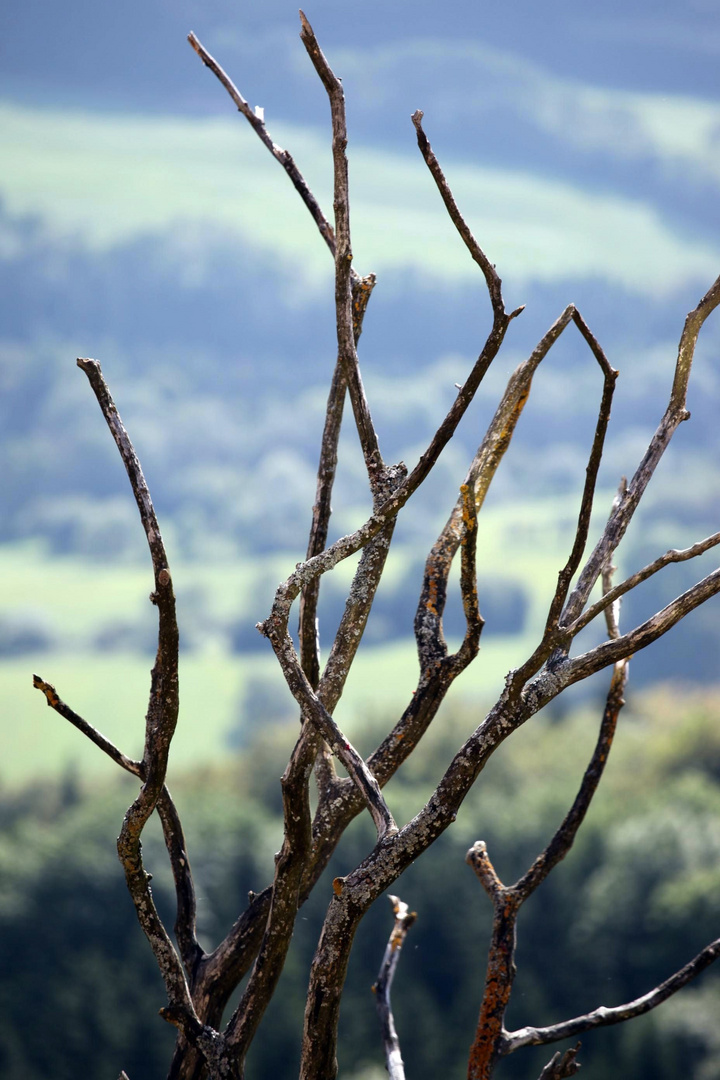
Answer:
426;575;439;615
33;674;60;709
332;877;344;896
459;483;476;539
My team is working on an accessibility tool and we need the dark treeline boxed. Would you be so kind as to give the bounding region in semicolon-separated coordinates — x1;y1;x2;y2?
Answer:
2;688;719;1079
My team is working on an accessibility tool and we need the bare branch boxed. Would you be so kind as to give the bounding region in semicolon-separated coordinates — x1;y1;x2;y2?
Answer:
541;310;618;632
317;463;406;715
71;359;209;1046
299;11;383;487
502;937;720;1054
466;847;519;1080
32;675;203;979
373;895;417;1080
562;273;720;627
466;840;505;901
187;31;336;257
224;728;314;1063
569;529;720;639
262;621;396;840
559;564;720;689
33;674;142;777
511;653;627;900
412;110;507;318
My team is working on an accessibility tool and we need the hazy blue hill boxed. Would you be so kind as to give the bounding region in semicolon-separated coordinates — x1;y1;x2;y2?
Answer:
1;3;719;765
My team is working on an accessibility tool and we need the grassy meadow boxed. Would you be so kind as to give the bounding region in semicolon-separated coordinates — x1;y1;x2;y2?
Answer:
0;489;620;789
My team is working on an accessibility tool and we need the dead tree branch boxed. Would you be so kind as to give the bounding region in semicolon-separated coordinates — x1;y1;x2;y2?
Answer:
39;17;720;1080
561;274;720;629
503;937;720;1054
187;31;335;258
373;895;417;1080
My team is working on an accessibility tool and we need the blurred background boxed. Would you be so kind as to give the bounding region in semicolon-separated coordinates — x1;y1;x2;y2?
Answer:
1;0;720;1077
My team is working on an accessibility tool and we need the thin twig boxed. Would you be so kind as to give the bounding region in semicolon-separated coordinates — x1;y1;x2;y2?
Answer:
502;938;720;1053
187;31;336;257
562;274;720;627
542;310;618;632
568;529;720;638
372;895;417;1080
32;675;203;978
560;564;720;688
412;111;508;318
33;674;142;776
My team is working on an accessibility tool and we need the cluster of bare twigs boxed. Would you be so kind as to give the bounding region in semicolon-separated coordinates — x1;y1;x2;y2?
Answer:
33;12;720;1080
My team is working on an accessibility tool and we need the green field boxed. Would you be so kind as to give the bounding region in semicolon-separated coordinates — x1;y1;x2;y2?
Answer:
0;489;619;789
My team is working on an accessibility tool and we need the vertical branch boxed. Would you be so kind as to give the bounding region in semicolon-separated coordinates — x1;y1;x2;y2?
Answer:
467;565;628;1079
466;843;519;1080
223;727;314;1064
299;11;384;488
373;895;417;1080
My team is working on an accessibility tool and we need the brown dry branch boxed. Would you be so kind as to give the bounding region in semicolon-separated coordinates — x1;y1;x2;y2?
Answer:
187;31;336;259
560;273;720;631
466;636;629;1078
372;896;417;1080
299;11;383;490
37;14;720;1080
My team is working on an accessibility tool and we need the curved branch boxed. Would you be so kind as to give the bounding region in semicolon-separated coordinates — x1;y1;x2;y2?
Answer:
411;110;507;318
562;274;720;627
32;675;202;978
373;895;417;1080
502;938;720;1054
187;31;336;258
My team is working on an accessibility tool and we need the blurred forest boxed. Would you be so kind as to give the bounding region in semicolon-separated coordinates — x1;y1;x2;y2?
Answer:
3;690;720;1079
